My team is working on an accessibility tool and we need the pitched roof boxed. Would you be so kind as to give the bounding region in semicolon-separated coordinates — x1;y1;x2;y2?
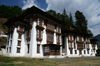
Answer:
5;6;63;26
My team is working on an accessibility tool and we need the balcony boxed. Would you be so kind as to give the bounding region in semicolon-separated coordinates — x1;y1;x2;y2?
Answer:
77;47;83;49
37;37;42;41
68;40;74;42
56;28;61;35
87;47;90;50
92;47;95;50
86;40;90;44
36;20;44;30
69;47;73;49
46;27;55;33
76;41;84;43
47;40;53;44
77;44;83;49
86;41;90;44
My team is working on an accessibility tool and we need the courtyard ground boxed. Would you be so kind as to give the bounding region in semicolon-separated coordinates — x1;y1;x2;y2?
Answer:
0;56;100;66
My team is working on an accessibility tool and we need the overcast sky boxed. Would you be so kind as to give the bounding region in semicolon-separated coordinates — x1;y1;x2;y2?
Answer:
0;0;100;36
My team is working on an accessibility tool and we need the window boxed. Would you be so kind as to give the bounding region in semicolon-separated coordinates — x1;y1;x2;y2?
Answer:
87;44;89;48
57;35;60;44
9;47;11;53
77;43;83;47
37;44;40;53
79;50;82;54
70;50;72;54
47;32;53;43
87;50;89;54
47;23;55;30
27;44;30;53
18;41;21;46
75;50;77;54
10;40;12;46
6;47;8;53
84;50;86;54
19;27;23;31
70;35;72;40
69;42;72;48
79;36;82;41
10;34;13;39
18;34;22;39
37;30;42;39
56;27;61;33
74;43;76;48
37;18;44;26
44;46;49;52
17;48;20;53
26;30;31;42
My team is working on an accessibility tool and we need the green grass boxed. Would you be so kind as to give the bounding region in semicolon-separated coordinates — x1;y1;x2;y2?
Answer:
0;56;100;66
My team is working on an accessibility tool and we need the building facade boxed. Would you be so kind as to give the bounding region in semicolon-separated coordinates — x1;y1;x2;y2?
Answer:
5;6;62;58
62;30;98;57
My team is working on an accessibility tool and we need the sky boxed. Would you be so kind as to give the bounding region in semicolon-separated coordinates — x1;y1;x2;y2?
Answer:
0;0;100;36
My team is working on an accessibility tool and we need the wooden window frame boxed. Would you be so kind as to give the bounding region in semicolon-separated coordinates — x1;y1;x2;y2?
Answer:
70;50;73;54
75;50;77;54
57;35;60;44
18;34;22;39
17;48;20;53
37;29;42;39
47;32;54;44
18;41;21;46
37;44;40;53
27;44;30;53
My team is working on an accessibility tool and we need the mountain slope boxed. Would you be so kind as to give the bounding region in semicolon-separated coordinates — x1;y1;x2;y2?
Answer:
95;34;100;49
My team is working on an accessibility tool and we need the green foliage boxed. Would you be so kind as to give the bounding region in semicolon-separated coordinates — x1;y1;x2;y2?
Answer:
0;37;7;47
47;9;93;36
0;5;23;18
75;10;88;33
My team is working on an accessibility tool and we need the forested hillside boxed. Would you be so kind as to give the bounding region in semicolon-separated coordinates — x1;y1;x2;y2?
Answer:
95;34;100;48
47;9;93;37
0;5;23;48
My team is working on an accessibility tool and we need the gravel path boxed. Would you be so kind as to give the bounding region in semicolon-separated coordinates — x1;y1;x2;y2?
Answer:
43;56;100;61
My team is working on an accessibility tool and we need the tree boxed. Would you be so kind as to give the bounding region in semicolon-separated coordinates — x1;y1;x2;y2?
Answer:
47;10;57;18
69;13;74;27
0;5;23;18
75;10;88;33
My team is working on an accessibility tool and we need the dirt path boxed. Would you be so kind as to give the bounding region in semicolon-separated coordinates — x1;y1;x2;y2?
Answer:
44;56;100;61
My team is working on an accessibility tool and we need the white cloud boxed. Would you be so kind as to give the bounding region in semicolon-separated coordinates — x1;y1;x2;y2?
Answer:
22;0;37;10
22;0;45;11
46;0;100;36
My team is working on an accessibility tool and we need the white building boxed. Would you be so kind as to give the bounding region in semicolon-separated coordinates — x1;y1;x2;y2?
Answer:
62;29;98;57
5;6;63;58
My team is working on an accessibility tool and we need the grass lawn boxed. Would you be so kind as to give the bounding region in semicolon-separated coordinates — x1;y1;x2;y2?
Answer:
0;56;100;66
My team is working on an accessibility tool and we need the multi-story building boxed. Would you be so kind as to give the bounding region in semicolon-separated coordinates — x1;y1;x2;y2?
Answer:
90;38;98;56
62;28;98;57
5;6;62;58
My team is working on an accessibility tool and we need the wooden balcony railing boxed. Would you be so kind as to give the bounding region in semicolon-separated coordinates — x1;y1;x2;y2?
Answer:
37;37;42;41
68;40;74;42
36;21;44;30
46;27;55;33
77;44;83;49
77;47;83;49
76;41;84;43
44;51;60;55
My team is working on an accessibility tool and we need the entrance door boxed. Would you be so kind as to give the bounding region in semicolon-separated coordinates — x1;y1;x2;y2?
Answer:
79;50;82;55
